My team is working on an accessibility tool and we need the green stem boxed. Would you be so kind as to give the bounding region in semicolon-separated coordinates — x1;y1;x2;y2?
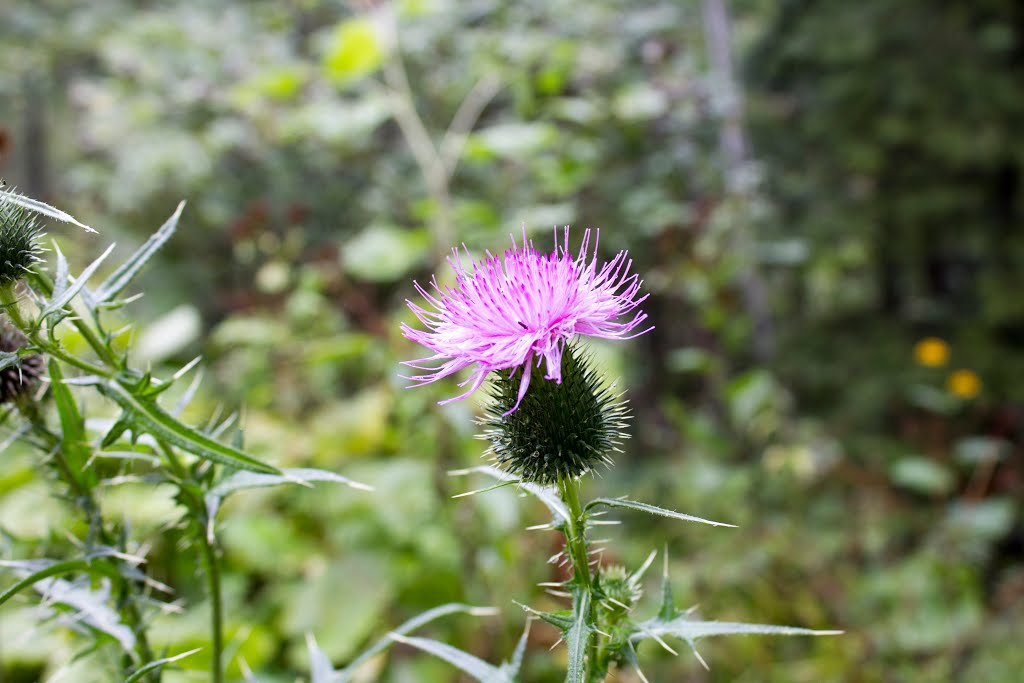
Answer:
15;400;158;679
161;443;224;683
559;478;592;590
28;270;121;369
1;280;113;377
559;478;601;681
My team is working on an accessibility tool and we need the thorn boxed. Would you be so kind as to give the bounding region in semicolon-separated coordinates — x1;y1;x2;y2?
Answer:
691;643;710;671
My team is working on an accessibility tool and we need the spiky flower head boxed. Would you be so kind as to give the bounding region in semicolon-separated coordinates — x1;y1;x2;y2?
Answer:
596;564;644;623
479;344;629;484
0;197;43;284
402;228;650;413
0;323;44;403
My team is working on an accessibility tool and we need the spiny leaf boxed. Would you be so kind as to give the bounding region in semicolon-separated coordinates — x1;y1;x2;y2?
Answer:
33;575;136;652
204;468;372;542
450;465;569;525
505;619;532;678
658;549;678;621
0;188;97;233
585;497;734;528
306;633;337;683
0;558;121;608
336;604;498;683
124;648;201;683
94;202;184;303
565;591;593;683
389;634;510;683
519;603;573;631
633;617;843;640
43;243;116;317
97;377;278;474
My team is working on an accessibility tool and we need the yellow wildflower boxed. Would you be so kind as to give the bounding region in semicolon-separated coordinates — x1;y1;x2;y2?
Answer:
947;369;982;399
913;337;950;368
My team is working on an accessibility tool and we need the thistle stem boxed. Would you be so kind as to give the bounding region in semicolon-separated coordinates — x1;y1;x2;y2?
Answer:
559;477;601;681
160;443;224;683
559;478;592;591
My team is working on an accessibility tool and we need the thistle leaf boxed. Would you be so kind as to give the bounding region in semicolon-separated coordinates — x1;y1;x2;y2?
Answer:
306;633;336;683
205;468;372;541
335;603;498;683
0;558;121;608
450;465;569;525
631;615;842;668
97;377;278;474
389;634;510;683
505;619;532;678
585;497;734;528
0;188;97;233
565;591;593;683
94;202;184;303
49;360;94;479
43;243;116;317
124;648;201;683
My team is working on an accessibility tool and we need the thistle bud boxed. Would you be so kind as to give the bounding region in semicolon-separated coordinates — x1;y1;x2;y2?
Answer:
0;323;44;403
0;198;43;284
596;564;643;623
480;345;629;485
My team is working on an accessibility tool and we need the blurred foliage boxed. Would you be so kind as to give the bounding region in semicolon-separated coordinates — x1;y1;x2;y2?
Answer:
1;0;1023;681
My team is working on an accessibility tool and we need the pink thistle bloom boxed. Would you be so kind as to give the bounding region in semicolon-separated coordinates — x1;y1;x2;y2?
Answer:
401;227;652;413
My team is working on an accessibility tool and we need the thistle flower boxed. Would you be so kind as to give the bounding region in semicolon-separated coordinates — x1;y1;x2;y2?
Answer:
480;343;629;484
0;323;44;403
0;197;43;284
402;228;650;412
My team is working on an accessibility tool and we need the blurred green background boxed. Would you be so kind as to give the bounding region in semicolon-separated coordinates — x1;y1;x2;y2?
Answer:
1;0;1023;681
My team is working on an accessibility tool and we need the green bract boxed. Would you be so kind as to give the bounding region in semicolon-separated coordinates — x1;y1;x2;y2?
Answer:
0;199;43;284
480;345;628;485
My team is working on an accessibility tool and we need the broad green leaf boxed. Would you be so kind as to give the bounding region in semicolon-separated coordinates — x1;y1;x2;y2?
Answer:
585;498;734;528
0;188;97;233
97;377;278;474
565;591;592;683
43;243;116;317
93;201;184;303
389;634;510;683
336;604;497;683
124;648;201;683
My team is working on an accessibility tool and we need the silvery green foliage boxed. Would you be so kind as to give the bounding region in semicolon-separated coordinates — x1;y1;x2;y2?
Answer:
305;603;499;683
0;194;367;683
431;467;840;683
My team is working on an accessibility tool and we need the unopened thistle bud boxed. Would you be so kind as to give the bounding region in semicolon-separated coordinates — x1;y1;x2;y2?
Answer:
0;323;44;403
596;564;643;623
480;345;629;484
0;198;43;284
